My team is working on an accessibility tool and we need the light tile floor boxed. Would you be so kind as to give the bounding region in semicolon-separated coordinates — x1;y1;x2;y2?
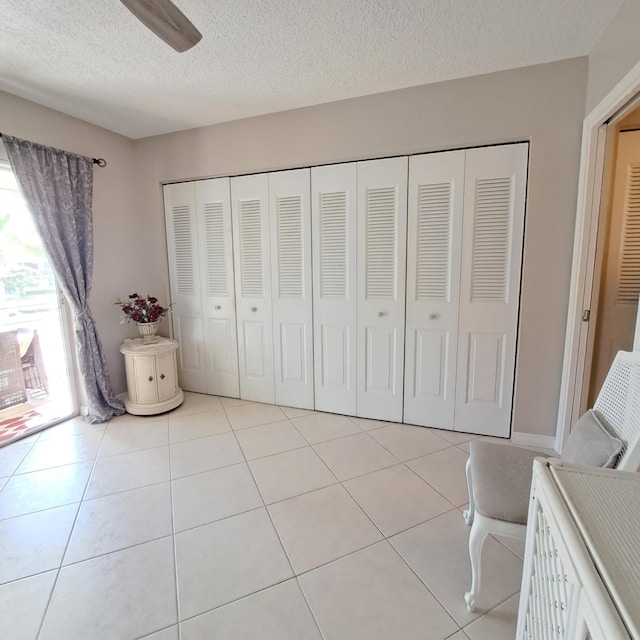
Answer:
0;392;525;640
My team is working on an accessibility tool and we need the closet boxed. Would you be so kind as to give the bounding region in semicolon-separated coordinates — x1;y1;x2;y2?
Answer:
164;142;528;436
164;178;238;398
403;144;528;437
311;157;408;422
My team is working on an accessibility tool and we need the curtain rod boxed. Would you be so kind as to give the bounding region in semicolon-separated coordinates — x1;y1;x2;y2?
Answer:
0;132;107;167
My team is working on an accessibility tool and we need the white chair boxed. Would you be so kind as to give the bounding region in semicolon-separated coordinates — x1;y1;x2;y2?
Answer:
462;350;640;612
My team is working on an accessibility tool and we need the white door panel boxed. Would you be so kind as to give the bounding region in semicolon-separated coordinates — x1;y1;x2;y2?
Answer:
455;143;528;436
231;174;275;403
404;151;465;429
356;157;408;421
312;163;357;415
163;182;206;392
195;178;239;398
269;169;314;409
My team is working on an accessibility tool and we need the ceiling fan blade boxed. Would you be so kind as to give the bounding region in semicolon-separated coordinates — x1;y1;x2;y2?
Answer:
120;0;202;52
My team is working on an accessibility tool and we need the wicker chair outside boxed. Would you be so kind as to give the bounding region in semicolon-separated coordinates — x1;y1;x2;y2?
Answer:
0;330;28;409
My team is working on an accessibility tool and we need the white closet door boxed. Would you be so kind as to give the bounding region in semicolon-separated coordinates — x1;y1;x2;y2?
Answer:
356;157;408;421
456;143;528;436
163;182;207;393
231;174;275;403
404;151;464;429
269;169;314;409
195;178;239;398
311;163;358;415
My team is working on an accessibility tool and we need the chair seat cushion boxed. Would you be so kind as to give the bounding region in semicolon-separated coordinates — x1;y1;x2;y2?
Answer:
470;440;546;524
560;409;623;468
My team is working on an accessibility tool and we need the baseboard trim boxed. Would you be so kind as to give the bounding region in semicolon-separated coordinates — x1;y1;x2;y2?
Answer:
79;404;88;417
511;432;558;454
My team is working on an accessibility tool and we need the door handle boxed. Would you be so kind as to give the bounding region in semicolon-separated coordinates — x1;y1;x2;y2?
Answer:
160;373;165;380
214;305;221;310
251;306;257;312
378;311;385;317
148;376;153;382
429;313;439;320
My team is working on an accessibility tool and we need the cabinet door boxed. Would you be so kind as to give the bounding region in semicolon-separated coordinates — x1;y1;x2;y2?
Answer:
195;178;240;398
156;351;178;402
311;163;358;415
269;169;314;409
231;174;275;404
131;356;158;404
356;157;408;422
455;143;528;436
164;182;207;393
404;151;464;429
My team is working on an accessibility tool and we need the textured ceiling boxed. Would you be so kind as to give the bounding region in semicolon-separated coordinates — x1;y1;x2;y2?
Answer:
0;0;624;139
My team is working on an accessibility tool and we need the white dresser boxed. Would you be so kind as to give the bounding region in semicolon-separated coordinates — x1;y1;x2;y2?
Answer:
517;458;640;639
120;337;184;415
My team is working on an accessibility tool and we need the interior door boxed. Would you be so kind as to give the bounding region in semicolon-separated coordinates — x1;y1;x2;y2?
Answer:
455;143;528;437
356;157;408;422
311;163;358;415
163;181;207;393
269;168;314;409
404;150;465;429
590;130;640;398
195;178;240;398
231;173;275;403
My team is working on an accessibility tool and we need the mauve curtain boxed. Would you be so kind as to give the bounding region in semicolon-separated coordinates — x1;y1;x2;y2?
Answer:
3;135;124;423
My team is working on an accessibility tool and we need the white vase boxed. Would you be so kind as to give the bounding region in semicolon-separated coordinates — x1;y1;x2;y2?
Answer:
137;321;159;344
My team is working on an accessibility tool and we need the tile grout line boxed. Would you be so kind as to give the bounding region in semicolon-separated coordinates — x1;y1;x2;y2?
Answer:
33;416;111;639
213;399;328;638
167;431;182;640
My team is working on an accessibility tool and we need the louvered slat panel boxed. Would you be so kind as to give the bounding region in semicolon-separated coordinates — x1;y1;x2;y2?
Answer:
203;201;228;298
239;199;263;297
416;182;452;301
277;195;303;298
470;177;513;302
172;205;195;295
366;186;397;298
319;191;348;298
617;165;640;305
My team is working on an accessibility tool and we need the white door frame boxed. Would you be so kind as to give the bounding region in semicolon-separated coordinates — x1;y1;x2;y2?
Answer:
557;58;640;452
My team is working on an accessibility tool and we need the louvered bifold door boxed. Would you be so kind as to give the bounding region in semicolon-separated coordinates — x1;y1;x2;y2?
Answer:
163;182;207;393
311;163;358;415
195;178;239;398
356;157;408;421
269;169;314;409
455;143;528;436
231;174;275;403
404;151;465;429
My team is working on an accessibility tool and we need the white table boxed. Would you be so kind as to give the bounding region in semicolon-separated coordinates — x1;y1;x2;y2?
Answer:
517;458;640;639
120;337;183;415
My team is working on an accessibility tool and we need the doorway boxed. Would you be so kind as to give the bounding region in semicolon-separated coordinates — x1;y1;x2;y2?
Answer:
586;119;640;407
0;162;77;445
558;58;640;452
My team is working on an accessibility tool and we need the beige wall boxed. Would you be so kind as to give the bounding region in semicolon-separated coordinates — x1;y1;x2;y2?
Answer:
0;90;141;395
134;57;588;438
586;0;640;114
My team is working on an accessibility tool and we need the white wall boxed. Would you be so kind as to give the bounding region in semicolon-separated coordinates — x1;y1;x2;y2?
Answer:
586;0;640;113
134;57;588;438
0;90;142;395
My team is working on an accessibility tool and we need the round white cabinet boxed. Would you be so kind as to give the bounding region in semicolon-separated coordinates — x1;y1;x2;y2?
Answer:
119;337;184;415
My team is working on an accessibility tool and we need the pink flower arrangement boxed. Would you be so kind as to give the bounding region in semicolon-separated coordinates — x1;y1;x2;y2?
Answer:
115;293;173;324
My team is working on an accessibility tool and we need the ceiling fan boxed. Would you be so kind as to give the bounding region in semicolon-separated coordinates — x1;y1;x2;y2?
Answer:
120;0;202;52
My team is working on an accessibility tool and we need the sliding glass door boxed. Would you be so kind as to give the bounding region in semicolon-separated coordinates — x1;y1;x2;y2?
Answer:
0;162;76;443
